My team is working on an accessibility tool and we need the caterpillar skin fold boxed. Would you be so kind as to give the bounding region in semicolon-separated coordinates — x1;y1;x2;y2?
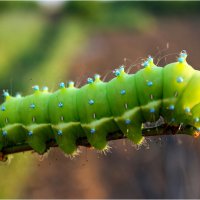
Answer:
0;50;200;156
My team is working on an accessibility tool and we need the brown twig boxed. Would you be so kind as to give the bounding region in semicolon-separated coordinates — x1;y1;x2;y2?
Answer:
0;124;197;159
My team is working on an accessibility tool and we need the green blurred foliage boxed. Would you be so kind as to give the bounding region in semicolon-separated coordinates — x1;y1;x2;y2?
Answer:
0;10;47;79
0;153;35;198
0;2;88;198
23;19;88;90
64;1;200;17
63;1;155;31
0;1;38;12
133;1;200;15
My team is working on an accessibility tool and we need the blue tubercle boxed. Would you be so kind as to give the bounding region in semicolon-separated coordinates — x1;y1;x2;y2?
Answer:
185;107;190;113
169;105;175;110
3;91;9;97
1;106;5;111
30;103;35;109
28;131;33;136
57;130;63;136
176;77;184;83
90;128;96;134
114;70;120;76
147;81;153;87
33;85;39;91
120;89;126;95
88;99;94;105
178;57;184;63
2;130;7;136
59;82;65;88
194;117;199;123
150;108;155;113
125;119;131;125
58;102;63;108
87;78;93;84
142;61;149;67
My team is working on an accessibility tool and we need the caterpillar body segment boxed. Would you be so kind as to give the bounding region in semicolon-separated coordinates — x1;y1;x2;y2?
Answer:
0;96;27;151
48;82;84;154
134;60;163;122
175;71;200;127
161;55;195;124
18;88;50;124
191;102;200;130
106;68;144;144
18;88;53;154
77;76;118;150
0;50;200;156
48;83;78;124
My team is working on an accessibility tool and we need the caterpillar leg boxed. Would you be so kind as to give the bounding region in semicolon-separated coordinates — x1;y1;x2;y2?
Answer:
53;123;84;155
83;118;118;150
116;118;144;145
77;75;119;150
189;103;200;135
0;124;27;151
114;106;144;145
3;124;27;144
26;124;53;154
126;126;143;144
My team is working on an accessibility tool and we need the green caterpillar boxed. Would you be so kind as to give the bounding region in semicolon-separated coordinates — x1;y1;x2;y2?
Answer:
0;50;199;156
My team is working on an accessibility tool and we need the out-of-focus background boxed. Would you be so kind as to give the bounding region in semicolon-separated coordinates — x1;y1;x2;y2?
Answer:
1;1;200;198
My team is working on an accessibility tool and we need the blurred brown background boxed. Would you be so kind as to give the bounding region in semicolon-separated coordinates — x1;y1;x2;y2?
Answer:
1;1;200;198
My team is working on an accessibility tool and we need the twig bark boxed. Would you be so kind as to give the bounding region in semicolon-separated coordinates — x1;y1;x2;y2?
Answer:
0;124;197;159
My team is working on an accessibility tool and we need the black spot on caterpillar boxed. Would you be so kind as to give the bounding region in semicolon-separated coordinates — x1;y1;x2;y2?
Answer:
0;50;200;156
